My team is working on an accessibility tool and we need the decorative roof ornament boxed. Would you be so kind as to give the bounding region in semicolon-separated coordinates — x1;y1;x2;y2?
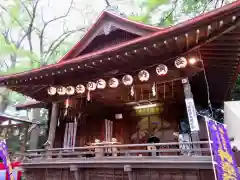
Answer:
105;5;126;17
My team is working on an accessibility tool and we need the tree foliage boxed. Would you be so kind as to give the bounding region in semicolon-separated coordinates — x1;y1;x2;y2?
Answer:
129;0;235;26
0;0;88;150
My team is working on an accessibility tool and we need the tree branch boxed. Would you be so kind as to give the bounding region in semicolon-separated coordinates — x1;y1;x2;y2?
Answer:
0;4;27;32
104;0;111;7
26;0;40;53
20;0;32;19
39;0;74;61
159;0;178;25
43;28;86;65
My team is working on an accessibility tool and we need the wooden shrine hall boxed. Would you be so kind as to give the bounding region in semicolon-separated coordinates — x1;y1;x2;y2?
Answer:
1;2;240;180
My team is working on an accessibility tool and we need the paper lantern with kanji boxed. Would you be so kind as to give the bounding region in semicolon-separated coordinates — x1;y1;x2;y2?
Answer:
108;78;119;88
66;86;75;95
87;82;96;91
156;64;168;76
122;75;133;86
96;79;106;89
57;86;66;95
138;70;150;82
47;86;56;95
175;57;187;68
76;84;85;94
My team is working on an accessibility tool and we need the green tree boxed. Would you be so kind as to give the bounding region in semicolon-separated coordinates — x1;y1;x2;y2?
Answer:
129;0;235;26
0;0;87;150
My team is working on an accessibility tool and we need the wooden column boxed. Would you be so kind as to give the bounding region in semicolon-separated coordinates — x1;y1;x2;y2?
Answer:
182;78;201;155
124;165;133;180
20;124;29;153
46;103;58;150
70;166;80;180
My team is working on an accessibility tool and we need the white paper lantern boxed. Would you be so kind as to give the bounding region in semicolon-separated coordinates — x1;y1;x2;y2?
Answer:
96;79;106;89
122;74;133;86
57;86;66;95
76;84;85;94
175;57;187;68
138;70;150;82
108;78;119;88
13;128;19;136
156;64;168;76
47;86;56;95
66;86;75;95
87;82;96;91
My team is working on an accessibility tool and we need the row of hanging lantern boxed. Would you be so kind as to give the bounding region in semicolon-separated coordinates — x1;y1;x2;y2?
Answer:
47;57;189;96
47;63;169;96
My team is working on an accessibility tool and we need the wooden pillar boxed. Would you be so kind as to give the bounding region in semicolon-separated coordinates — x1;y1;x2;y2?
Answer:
124;165;133;180
70;166;80;180
182;78;201;155
20;124;29;153
46;103;58;150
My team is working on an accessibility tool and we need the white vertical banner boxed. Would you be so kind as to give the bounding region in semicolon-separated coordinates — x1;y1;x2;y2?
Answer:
69;123;73;148
63;122;77;151
185;98;200;132
110;121;113;141
105;119;108;142
105;119;113;142
72;119;77;149
63;123;68;149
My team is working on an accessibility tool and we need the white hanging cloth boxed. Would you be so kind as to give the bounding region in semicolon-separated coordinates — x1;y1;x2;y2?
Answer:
63;118;77;151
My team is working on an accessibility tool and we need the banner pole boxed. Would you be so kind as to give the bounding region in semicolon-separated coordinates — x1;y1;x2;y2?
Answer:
205;117;218;180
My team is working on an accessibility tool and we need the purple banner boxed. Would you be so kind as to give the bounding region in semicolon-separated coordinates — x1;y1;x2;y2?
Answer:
206;118;240;180
0;140;13;180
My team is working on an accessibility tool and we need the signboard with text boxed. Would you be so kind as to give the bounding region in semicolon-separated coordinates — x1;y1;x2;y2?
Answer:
206;118;240;180
185;98;199;131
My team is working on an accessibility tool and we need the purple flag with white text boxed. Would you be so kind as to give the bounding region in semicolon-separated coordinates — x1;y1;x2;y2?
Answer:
206;117;240;180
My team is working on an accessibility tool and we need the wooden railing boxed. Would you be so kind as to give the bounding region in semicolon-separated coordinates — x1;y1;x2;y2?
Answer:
14;141;211;161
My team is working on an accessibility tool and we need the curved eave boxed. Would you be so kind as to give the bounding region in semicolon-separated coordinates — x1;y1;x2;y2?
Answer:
0;113;32;124
15;100;47;110
0;1;239;82
0;1;239;104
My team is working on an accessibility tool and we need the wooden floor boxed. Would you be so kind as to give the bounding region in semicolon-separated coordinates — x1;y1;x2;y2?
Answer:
23;168;214;180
